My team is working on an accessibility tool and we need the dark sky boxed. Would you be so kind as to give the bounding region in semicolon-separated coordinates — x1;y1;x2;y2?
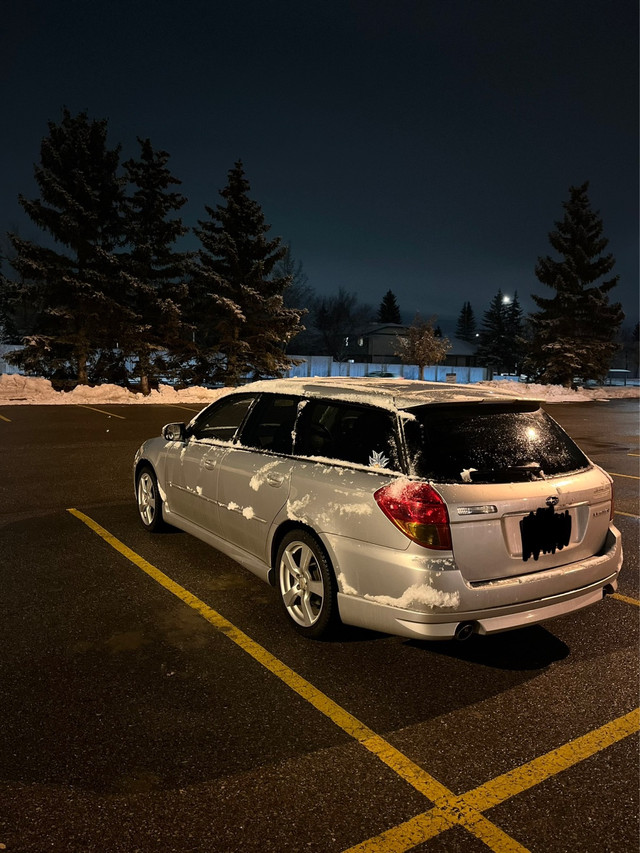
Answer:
2;0;638;331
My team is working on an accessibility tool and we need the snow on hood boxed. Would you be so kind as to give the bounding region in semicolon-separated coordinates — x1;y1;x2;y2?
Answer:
0;373;637;406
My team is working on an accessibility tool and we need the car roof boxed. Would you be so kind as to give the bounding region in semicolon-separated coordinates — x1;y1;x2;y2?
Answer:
236;377;539;411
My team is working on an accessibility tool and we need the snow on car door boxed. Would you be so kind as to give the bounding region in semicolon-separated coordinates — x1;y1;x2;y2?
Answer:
164;437;225;531
216;395;299;561
164;394;257;535
217;449;293;562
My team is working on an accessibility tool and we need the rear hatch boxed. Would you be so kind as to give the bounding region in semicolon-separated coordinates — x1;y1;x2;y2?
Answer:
403;401;613;582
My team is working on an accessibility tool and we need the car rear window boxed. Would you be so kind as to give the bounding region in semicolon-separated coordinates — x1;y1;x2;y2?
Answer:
403;403;590;483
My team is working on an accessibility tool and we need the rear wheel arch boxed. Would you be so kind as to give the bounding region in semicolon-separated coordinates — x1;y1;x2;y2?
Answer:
273;526;340;639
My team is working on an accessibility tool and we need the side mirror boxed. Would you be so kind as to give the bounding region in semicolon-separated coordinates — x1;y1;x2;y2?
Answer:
162;422;187;442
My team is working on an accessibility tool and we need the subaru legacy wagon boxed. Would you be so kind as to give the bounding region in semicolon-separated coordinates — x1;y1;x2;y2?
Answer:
133;378;622;640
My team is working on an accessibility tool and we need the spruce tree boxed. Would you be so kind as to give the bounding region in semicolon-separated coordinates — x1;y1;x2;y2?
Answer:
7;109;124;384
0;261;19;344
119;138;190;394
191;161;303;385
455;301;477;343
377;289;401;324
527;182;624;385
477;290;523;374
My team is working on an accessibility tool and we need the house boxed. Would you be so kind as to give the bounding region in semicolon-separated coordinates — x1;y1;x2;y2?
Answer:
342;323;407;364
342;324;479;367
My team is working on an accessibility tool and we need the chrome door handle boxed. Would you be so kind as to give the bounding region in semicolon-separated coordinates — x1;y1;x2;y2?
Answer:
266;473;284;487
203;459;216;470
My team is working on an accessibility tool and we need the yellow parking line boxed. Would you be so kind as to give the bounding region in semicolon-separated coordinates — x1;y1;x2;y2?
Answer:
168;404;202;411
610;472;640;480
462;708;639;811
76;405;126;420
346;708;639;853
612;592;640;607
615;510;639;518
67;507;528;853
0;412;11;422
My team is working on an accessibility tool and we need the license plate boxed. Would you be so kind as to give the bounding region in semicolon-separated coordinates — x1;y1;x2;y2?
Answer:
520;506;572;562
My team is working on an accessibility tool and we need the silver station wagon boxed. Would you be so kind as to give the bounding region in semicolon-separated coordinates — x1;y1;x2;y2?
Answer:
133;378;623;640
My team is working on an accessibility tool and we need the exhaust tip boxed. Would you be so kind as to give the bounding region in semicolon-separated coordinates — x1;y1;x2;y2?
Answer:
603;584;616;597
454;621;476;642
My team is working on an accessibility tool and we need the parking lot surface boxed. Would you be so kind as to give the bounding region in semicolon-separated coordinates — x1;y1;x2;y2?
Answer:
1;399;638;852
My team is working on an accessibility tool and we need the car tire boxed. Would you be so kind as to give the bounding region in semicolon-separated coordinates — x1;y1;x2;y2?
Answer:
136;465;167;532
276;529;339;639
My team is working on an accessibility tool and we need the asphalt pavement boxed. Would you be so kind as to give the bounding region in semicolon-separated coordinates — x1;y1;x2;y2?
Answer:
1;398;638;853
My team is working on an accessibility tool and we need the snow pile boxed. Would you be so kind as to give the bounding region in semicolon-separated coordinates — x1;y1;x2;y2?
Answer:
0;374;232;405
476;379;640;402
0;373;638;406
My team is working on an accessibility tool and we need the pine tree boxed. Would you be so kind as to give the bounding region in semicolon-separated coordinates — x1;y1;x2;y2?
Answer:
477;290;524;374
526;182;624;385
455;301;477;343
0;261;19;344
191;161;303;385
118;138;190;394
394;316;451;380
7;109;124;384
377;289;401;324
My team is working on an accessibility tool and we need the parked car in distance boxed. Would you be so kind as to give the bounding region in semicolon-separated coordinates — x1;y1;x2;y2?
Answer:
134;378;622;640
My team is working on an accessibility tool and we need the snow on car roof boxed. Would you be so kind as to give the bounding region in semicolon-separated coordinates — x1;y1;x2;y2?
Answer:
238;376;540;410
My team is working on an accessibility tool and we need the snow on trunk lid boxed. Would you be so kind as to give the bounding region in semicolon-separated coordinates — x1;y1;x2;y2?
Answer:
438;467;612;582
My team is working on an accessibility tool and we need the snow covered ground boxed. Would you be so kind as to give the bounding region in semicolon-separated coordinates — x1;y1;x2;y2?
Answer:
0;373;638;406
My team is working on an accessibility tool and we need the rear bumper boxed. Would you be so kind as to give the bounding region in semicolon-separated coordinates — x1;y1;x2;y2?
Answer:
335;524;623;640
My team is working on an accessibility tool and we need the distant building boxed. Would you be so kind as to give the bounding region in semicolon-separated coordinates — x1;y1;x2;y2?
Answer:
342;324;479;367
343;323;407;364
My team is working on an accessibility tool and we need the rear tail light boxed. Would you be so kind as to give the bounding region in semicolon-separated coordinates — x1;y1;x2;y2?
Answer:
374;481;452;550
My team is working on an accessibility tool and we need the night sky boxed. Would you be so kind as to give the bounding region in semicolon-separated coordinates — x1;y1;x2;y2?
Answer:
2;0;638;331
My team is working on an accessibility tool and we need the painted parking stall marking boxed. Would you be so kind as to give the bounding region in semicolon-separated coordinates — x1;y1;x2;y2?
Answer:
0;412;11;422
346;708;639;853
76;404;126;419
612;592;640;607
68;507;639;853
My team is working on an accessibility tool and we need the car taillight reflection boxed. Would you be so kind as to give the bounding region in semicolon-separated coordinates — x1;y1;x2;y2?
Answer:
374;481;452;550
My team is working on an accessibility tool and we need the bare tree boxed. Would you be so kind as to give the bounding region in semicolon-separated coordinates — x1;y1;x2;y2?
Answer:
395;316;451;379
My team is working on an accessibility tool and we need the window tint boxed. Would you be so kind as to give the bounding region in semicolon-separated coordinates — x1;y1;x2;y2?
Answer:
405;403;589;483
190;395;255;442
296;400;399;469
240;395;299;454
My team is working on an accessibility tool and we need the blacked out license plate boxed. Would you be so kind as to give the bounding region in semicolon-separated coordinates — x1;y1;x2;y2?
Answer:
520;505;572;562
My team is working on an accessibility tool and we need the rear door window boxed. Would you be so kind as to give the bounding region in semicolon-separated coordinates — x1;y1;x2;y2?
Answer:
404;403;589;483
296;400;400;470
239;394;299;455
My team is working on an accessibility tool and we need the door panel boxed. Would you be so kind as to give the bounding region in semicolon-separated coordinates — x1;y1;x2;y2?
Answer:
217;449;293;562
164;439;226;532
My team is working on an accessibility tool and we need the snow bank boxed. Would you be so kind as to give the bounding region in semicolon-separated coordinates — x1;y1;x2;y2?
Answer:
0;374;232;406
475;379;640;403
0;373;638;406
